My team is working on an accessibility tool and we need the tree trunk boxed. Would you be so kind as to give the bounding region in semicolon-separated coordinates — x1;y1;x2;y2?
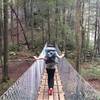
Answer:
81;0;85;50
30;0;34;49
10;1;14;46
55;0;58;43
42;18;45;45
10;6;30;49
48;8;50;42
94;0;99;56
0;4;3;61
86;0;90;49
3;0;9;81
97;24;100;54
23;0;28;27
75;0;82;73
16;1;20;51
0;15;2;61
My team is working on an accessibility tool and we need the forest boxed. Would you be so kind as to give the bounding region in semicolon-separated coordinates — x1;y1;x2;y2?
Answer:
0;0;100;99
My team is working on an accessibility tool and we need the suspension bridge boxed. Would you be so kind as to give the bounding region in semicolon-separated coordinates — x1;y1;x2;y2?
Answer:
0;44;100;100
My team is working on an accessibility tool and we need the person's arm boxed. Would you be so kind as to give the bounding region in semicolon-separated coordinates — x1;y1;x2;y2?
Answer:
55;51;65;59
33;56;47;60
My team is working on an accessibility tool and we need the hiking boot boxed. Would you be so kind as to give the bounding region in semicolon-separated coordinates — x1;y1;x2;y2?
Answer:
48;88;53;95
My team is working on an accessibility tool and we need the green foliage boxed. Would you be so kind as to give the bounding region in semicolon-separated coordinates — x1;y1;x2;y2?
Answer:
8;44;19;52
0;80;15;96
28;31;44;55
48;0;56;6
81;65;100;79
64;0;75;6
67;51;76;59
89;40;94;49
64;25;76;50
97;96;100;100
66;39;76;50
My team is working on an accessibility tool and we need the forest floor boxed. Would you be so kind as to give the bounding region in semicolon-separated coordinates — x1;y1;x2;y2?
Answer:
68;59;100;91
80;61;100;91
0;50;35;96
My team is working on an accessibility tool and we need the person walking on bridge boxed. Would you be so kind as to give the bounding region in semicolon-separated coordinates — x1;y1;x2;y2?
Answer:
33;42;65;95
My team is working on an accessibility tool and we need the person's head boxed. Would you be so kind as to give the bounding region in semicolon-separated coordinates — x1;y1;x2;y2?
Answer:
47;41;55;47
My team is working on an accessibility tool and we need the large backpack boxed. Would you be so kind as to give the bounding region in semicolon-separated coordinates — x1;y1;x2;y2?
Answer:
45;47;56;64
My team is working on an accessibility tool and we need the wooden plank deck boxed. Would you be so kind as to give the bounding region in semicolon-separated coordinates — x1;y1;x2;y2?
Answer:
37;68;65;100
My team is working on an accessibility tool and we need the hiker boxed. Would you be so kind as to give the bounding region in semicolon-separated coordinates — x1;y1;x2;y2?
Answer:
33;43;65;95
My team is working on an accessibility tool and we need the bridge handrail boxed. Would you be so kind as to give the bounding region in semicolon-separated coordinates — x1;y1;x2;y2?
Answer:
0;44;47;100
56;45;100;100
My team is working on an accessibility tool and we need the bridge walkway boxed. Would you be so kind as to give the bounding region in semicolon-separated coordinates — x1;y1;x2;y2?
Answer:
37;67;65;100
